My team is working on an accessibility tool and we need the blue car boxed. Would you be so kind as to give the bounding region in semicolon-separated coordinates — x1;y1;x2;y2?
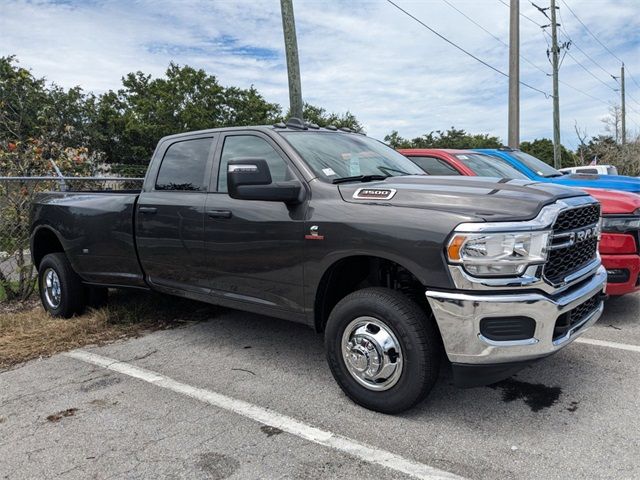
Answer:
476;148;640;194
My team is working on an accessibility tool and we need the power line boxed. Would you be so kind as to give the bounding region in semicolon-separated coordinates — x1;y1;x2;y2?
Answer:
626;67;640;91
556;6;617;83
626;91;640;108
626;102;640;117
559;79;614;107
559;0;623;64
451;1;616;120
456;0;612;106
386;0;551;97
565;51;618;92
541;29;618;94
443;0;550;76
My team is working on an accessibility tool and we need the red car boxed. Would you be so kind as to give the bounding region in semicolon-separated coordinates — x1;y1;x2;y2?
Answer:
400;148;640;296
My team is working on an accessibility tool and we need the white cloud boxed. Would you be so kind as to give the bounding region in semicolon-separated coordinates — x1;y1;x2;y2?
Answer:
1;0;638;148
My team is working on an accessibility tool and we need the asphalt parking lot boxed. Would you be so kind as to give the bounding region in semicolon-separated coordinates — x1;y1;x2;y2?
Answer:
1;292;639;480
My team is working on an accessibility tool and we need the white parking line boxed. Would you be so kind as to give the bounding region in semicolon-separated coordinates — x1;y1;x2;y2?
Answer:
576;337;640;353
64;350;465;480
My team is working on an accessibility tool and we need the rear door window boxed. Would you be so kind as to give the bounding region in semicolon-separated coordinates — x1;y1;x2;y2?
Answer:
156;138;213;191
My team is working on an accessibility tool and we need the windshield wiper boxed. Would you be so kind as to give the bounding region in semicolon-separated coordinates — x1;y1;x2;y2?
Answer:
378;166;411;176
543;173;563;178
332;174;388;184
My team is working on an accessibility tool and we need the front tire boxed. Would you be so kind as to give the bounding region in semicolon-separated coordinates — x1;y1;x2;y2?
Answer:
325;287;441;413
38;253;86;318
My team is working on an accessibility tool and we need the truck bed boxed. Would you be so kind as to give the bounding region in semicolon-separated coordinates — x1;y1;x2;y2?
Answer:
31;191;146;288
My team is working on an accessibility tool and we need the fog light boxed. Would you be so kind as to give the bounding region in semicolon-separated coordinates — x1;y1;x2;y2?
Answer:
606;268;630;283
479;316;536;341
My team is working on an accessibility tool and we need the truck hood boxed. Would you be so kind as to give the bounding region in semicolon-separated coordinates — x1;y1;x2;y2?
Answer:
338;176;589;222
582;188;640;215
547;174;640;193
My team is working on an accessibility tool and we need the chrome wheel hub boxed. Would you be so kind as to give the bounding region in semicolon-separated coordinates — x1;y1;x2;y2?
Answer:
43;268;62;309
341;316;403;391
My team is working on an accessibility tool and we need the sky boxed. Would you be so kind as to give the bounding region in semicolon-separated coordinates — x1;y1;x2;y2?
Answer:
1;0;639;149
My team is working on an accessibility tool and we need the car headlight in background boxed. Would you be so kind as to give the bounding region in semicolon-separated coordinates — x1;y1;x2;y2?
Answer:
447;231;550;277
601;210;640;233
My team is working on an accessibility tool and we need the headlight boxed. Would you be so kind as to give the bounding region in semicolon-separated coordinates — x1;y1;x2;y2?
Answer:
447;231;550;277
601;214;640;233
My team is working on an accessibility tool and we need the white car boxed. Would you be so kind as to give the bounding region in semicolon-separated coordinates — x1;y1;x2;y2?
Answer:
559;165;618;176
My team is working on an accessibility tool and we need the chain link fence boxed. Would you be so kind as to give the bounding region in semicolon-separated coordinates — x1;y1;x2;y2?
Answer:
0;176;143;303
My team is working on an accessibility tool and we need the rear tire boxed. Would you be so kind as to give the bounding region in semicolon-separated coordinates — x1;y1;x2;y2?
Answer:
324;287;441;414
38;253;86;318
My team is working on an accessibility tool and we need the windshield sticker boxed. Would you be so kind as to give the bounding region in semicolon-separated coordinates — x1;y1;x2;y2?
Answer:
457;155;469;159
322;168;337;176
353;188;397;200
348;158;361;176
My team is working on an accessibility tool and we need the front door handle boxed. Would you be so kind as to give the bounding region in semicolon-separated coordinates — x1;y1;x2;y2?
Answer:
207;209;232;219
139;207;157;214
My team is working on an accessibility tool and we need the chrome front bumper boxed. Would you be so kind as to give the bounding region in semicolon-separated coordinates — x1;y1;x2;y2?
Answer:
426;265;607;365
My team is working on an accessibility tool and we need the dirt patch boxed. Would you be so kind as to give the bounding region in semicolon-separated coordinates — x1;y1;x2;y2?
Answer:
196;452;240;480
46;408;78;422
0;290;214;369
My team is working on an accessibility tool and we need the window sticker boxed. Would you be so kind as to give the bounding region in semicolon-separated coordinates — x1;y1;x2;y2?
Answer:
322;168;337;176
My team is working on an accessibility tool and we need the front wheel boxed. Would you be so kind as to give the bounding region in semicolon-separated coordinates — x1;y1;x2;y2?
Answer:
38;253;86;318
324;287;441;413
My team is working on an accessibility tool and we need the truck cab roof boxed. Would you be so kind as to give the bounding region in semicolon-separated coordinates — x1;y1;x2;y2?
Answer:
157;119;364;145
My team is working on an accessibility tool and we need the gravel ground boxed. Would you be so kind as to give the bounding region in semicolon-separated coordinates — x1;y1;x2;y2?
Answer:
1;292;638;480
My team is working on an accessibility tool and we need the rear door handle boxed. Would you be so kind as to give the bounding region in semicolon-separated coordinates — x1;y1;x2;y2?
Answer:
207;209;232;219
138;207;157;214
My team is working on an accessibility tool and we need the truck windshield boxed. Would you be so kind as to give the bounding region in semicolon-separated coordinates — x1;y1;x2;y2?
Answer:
509;151;562;178
454;153;528;179
280;131;424;182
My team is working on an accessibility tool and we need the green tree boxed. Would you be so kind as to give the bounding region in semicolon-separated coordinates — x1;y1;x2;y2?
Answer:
93;63;282;165
575;134;640;176
384;127;502;149
0;56;95;301
519;138;576;169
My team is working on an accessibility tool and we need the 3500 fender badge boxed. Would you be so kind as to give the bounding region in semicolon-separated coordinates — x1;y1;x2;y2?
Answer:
353;188;397;200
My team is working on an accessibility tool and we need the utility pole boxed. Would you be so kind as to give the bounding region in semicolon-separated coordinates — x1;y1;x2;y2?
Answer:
621;63;626;145
550;0;561;169
280;0;304;120
508;0;520;148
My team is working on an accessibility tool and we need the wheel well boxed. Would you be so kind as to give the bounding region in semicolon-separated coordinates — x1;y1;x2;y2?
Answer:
32;228;64;269
314;256;430;332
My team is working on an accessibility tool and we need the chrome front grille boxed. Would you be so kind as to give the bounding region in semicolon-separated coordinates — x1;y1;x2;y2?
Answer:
544;203;601;285
553;203;600;231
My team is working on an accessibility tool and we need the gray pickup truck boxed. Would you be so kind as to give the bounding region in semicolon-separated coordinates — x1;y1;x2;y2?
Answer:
31;119;607;413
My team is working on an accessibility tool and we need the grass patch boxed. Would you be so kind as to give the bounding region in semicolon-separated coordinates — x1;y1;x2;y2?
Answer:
0;290;215;370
